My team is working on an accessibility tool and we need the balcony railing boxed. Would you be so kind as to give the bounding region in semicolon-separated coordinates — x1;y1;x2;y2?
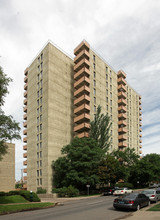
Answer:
74;40;90;56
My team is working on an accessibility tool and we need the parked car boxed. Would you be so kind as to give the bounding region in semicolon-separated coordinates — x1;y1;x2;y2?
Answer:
149;183;159;188
113;193;150;211
102;187;119;196
113;187;133;196
141;189;160;202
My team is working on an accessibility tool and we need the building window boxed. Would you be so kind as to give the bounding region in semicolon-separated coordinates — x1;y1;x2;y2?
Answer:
37;117;39;123
94;80;96;87
93;55;95;62
40;124;42;130
110;92;112;98
37;152;39;159
94;97;96;104
40;97;42;105
40;160;42;167
93;88;96;95
37;134;39;141
40;178;42;185
40;106;42;113
94;105;96;112
37;91;39;98
110;85;112;91
106;82;108;88
110;70;112;76
106;74;108;80
106;89;108;95
40;115;42;122
40;151;42;158
37;143;39;150
37;126;39;133
37;100;39;106
110;107;112;113
38;57;40;63
94;71;96;78
41;62;43;69
106;66;108;72
37;170;39;177
40;169;42;176
110;77;112;83
41;53;43;60
40;71;43;78
37;179;39;186
106;105;108;111
40;133;42;140
106;97;108;103
37;161;39;168
40;79;43;87
93;63;96;70
40;142;42;148
40;88;42;96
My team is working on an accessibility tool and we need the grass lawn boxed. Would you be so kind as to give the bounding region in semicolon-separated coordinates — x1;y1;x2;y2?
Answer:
0;195;28;204
147;203;160;211
0;202;54;214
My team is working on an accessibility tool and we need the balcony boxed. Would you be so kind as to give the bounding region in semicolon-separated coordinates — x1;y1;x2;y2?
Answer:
139;117;142;121
23;137;27;143
139;150;142;154
24;91;27;98
117;77;127;85
74;58;90;73
118;142;127;148
118;106;127;113
23;121;27;128
23;129;27;135
23;176;27;181
118;127;127;134
74;104;90;115
74;94;90;107
139;128;142;132
74;122;90;132
139;106;142;110
23;113;27;120
118;120;127;126
118;84;126;92
74;113;90;124
118;135;127;141
23;145;27;150
23;153;27;158
140;139;142;143
76;132;89;138
139;100;142;105
118;91;127;99
74;76;90;89
24;75;28;83
140;145;142;148
24;83;28;90
74;40;90;56
117;70;126;79
139;122;142;127
118;98;127;106
74;67;90;81
139;134;142;138
23;160;27;166
24;98;27;105
23;106;27;113
23;168;27;173
139;96;142;100
74;49;90;64
118;113;127;120
139;111;142;116
74;85;90;98
24;68;28;76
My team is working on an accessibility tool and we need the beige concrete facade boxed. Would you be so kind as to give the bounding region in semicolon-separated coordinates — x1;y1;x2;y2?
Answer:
0;143;15;192
24;40;142;193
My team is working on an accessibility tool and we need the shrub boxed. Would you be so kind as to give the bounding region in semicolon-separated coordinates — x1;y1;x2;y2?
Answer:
115;182;133;189
5;190;40;202
52;185;79;197
0;192;6;196
36;188;47;194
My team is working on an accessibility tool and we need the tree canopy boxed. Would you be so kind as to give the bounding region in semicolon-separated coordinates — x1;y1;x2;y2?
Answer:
52;137;105;191
0;66;21;160
89;105;112;152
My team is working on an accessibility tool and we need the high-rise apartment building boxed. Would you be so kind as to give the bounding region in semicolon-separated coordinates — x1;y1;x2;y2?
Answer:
23;40;142;193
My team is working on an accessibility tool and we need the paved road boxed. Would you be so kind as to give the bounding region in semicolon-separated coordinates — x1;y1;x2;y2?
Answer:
0;196;134;220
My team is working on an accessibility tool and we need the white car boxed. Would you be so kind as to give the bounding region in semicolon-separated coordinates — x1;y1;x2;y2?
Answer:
113;187;133;196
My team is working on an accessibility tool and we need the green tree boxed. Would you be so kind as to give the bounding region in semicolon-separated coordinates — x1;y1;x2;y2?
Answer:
89;105;112;152
98;154;126;187
0;66;21;160
52;137;105;191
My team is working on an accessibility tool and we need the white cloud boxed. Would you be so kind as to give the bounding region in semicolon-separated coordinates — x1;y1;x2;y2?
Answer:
0;0;160;180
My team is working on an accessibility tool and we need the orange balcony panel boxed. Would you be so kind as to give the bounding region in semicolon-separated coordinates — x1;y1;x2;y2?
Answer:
23;145;27;150
76;132;89;138
139;100;142;105
139;134;142;138
23;153;27;158
139;150;142;154
74;85;90;98
74;58;90;72
74;122;90;132
23;137;27;143
24;75;28;83
74;40;90;56
23;176;27;181
139;117;142;121
139;122;142;127
24;83;28;90
23;113;27;120
140;139;142;143
118;135;127;141
74;49;90;64
24;68;28;76
117;77;127;85
23;106;27;113
24;91;27;98
139;96;142;100
23;168;27;173
24;98;27;105
74;113;90;124
118;113;127;120
23;129;27;135
118;91;127;99
118;127;127;134
117;70;126;79
139;128;142;132
139;106;142;110
140;145;142;149
118;106;127;113
74;67;90;81
118;142;127;148
74;76;90;89
118;120;127;126
74;94;90;106
139;111;142;116
23;121;27;128
118;84;126;92
118;98;127;106
23;160;27;166
74;104;90;115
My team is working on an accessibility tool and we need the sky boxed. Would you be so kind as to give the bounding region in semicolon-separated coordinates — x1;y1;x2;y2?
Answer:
0;0;160;180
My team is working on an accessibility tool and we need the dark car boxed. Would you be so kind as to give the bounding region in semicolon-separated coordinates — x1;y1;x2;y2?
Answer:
102;187;118;196
113;193;150;211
